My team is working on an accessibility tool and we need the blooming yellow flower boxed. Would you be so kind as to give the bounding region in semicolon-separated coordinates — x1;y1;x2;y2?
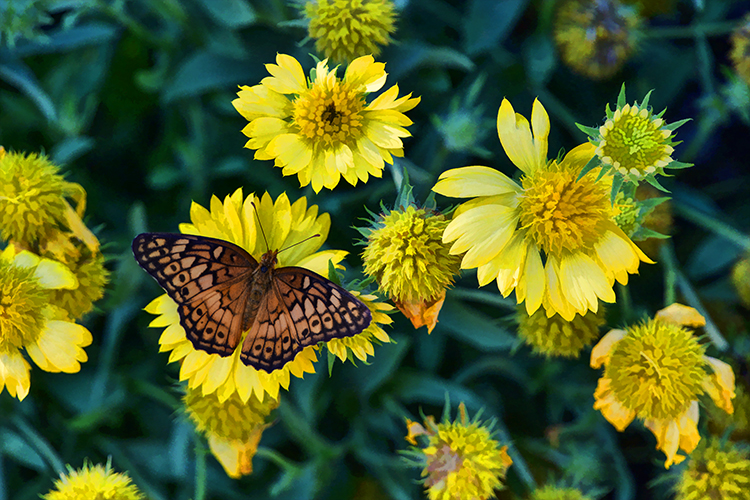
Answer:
674;437;750;500
531;485;594;500
43;461;144;500
0;245;92;400
232;54;420;192
553;0;642;80
433;98;652;321
184;385;278;478
0;149;87;247
517;305;605;358
404;402;513;500
360;204;460;332
590;304;736;468
145;189;359;403
304;0;396;63
325;291;393;364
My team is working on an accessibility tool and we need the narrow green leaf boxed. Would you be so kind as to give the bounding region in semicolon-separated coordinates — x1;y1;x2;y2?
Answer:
645;175;671;193
575;123;600;138
610;175;624;205
666;160;693;169
664;118;692;131
576;155;601;182
616;83;627;108
639;89;654;110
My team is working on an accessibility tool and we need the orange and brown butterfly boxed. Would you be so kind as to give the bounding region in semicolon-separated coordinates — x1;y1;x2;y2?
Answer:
132;232;372;372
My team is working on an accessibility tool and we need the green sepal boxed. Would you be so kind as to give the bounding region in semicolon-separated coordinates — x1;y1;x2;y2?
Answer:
645;175;670;193
423;191;438;211
664;118;691;131
639;89;654;110
576;155;601;182
638;196;671;213
576;123;601;138
617;83;627;109
654;107;667;119
595;163;612;182
610;175;625;205
665;160;693;169
605;102;614;120
394;164;415;209
631;226;671;241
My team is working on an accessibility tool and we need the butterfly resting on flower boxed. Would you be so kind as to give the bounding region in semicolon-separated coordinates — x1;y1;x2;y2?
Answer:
132;233;371;372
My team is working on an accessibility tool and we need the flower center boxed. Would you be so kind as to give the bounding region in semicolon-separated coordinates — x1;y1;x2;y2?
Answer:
293;80;365;149
605;320;707;421
599;106;673;177
518;166;611;256
0;262;47;353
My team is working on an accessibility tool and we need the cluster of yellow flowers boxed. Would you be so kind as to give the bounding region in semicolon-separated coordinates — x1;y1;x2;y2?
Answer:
3;1;746;499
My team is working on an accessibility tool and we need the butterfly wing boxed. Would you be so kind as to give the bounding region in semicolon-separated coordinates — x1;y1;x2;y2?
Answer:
132;233;257;356
240;267;372;372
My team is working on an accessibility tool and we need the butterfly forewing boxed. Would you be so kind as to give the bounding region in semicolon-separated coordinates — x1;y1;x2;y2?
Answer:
133;233;372;373
132;233;257;356
240;267;372;371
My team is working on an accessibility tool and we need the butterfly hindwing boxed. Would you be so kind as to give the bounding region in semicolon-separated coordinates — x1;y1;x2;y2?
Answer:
132;233;257;356
240;267;372;371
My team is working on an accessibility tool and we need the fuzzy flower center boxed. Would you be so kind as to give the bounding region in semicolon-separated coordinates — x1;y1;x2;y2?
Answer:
676;438;750;500
0;261;47;354
518;167;611;256
598;104;673;178
43;463;144;500
518;306;604;358
605;319;707;421
293;80;365;149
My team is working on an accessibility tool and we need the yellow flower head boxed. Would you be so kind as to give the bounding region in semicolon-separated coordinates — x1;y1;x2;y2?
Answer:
730;14;750;86
674;437;750;500
404;402;513;500
43;461;144;500
580;85;691;189
360;204;460;332
325;291;393;364
184;386;277;478
232;54;420;193
0;245;92;400
590;304;736;468
530;485;594;500
708;383;750;442
0;150;86;247
304;0;396;63
145;189;353;403
433;98;652;321
553;0;642;80
517;305;605;358
731;255;750;309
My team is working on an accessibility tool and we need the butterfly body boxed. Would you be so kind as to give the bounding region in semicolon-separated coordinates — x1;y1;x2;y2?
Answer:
132;233;371;372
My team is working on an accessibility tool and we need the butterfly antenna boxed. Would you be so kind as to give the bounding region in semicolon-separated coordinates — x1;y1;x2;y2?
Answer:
278;233;321;255
251;201;271;252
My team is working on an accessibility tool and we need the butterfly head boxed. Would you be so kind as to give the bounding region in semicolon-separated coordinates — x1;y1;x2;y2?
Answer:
258;249;279;273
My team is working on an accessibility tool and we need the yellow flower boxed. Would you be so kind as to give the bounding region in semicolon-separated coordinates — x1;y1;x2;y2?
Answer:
731;255;750;309
145;189;350;403
304;0;396;63
530;485;594;500
184;386;278;478
674;437;750;500
232;53;420;192
590;304;736;468
0;150;87;247
325;291;393;364
360;205;460;332
708;383;750;441
730;14;750;86
517;305;605;358
43;461;144;500
0;245;92;400
433;98;652;321
404;402;513;500
553;0;642;80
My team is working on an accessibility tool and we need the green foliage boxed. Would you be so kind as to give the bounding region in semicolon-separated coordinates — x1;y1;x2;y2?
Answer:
2;1;750;500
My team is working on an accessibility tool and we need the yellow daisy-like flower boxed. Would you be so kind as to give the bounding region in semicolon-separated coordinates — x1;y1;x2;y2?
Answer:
304;0;396;63
730;14;750;86
404;402;513;500
360;204;460;332
43;461;144;500
531;485;594;500
232;53;420;193
674;437;750;500
145;189;351;403
517;305;605;358
433;98;652;321
590;304;736;468
184;385;278;478
553;0;642;80
0;149;87;247
0;245;92;400
325;291;393;364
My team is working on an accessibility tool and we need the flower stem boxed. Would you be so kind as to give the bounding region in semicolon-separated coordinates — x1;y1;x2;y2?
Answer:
674;201;750;250
11;414;65;476
193;434;207;500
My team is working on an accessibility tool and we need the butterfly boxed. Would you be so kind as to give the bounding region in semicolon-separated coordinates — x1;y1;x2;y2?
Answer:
132;232;372;372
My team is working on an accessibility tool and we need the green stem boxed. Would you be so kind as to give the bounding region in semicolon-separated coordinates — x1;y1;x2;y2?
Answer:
616;282;633;323
645;21;739;39
661;243;729;352
11;415;65;476
193;435;207;500
255;447;302;473
674;201;750;250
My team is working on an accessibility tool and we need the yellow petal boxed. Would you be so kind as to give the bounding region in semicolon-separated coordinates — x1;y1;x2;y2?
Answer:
655;303;706;328
593;377;636;431
590;329;626;368
432;166;521;198
519;244;545;315
0;352;31;400
263;54;306;94
703;356;736;413
496;98;548;175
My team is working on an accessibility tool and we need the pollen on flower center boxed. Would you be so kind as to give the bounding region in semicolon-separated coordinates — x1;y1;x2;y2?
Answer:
0;262;46;353
293;81;365;148
518;168;611;256
605;320;706;421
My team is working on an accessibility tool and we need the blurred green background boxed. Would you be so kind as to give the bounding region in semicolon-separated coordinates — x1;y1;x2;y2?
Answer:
1;0;750;499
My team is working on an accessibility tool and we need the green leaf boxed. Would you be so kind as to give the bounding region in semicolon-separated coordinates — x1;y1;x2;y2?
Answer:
616;83;627;109
639;89;654;110
664;118;691;131
575;123;600;138
438;296;515;351
645;175;671;193
666;160;693;169
463;0;526;55
194;0;256;28
576;155;601;182
162;51;256;103
610;175;624;205
0;59;57;122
